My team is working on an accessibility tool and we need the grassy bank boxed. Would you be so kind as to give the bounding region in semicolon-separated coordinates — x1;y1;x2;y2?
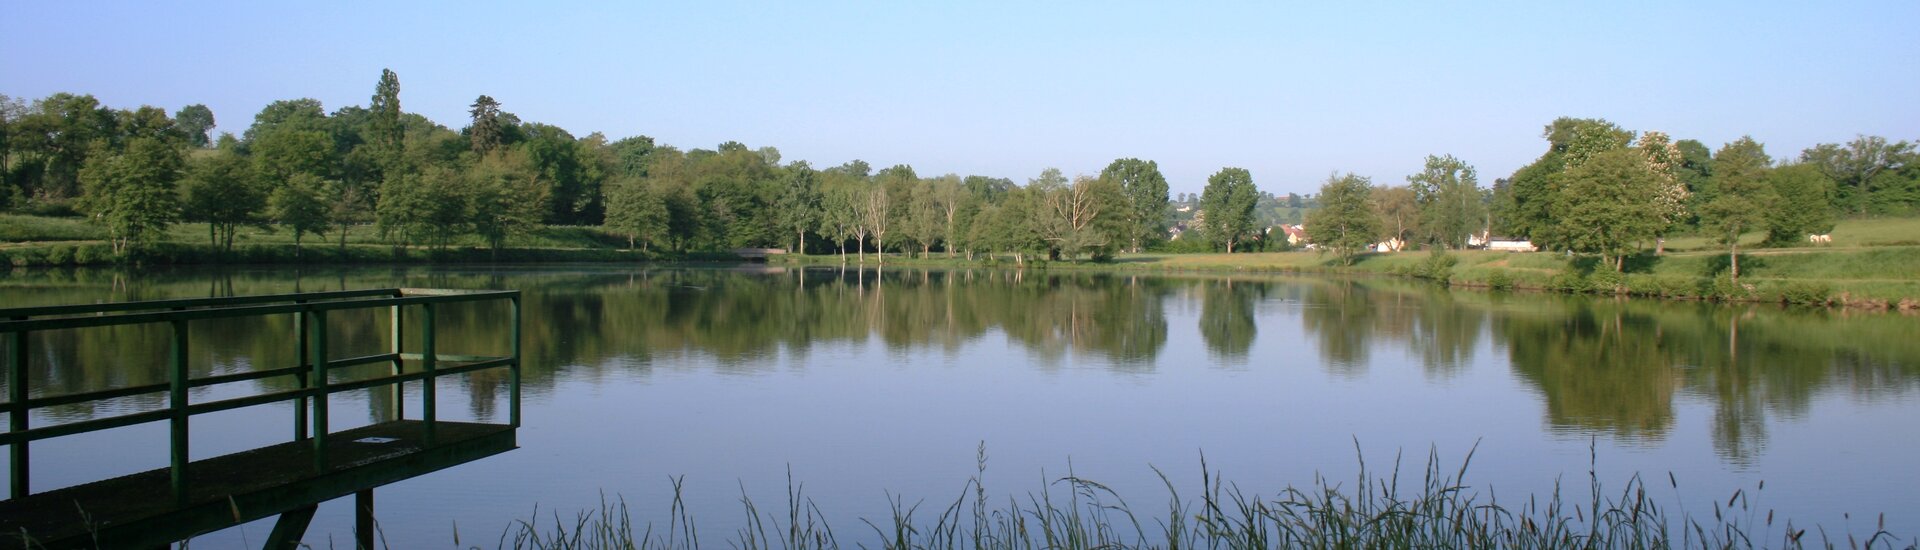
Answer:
497;446;1914;550
779;219;1920;310
780;247;1920;309
0;214;722;265
7;213;1919;308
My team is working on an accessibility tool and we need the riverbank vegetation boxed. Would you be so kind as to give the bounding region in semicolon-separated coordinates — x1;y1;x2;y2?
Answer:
499;445;1914;549
4;74;1918;304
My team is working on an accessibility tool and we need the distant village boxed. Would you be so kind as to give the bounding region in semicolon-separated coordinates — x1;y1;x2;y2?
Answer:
1164;196;1536;253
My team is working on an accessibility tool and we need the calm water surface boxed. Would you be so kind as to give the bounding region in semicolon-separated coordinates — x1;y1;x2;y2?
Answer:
2;265;1917;547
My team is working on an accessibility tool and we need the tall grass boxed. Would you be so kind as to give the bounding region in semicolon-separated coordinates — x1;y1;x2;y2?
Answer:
495;442;1915;550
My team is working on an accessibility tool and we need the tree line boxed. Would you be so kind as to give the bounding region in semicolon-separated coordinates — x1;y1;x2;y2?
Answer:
1305;117;1920;281
3;75;1915;267
0;71;1181;263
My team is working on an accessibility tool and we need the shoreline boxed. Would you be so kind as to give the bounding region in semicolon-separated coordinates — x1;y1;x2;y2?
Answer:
776;247;1920;311
4;240;1918;311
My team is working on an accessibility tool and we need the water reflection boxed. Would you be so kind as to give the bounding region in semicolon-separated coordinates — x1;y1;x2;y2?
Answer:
3;266;1918;465
1198;279;1259;360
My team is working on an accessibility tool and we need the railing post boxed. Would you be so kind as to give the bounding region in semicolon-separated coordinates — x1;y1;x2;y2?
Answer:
8;322;28;500
169;318;190;505
294;303;308;442
421;303;436;443
309;309;329;472
509;295;522;429
390;303;405;421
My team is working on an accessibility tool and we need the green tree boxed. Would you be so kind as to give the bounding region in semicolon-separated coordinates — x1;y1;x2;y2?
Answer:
604;176;670;251
118;105;183;144
975;187;1047;264
1700;136;1776;283
866;165;916;261
962;175;1013;202
1407;154;1483;248
377;166;471;249
1372;185;1418;249
242;98;327;141
1553;148;1662;272
1764;163;1835;245
173;104;216;148
520;123;598;224
269;172;331;253
1495;117;1631;246
818;167;865;260
17;93;117;199
1548;117;1634;169
0;94;19;206
249;126;334;182
181;149;266;251
1198;167;1259;252
77;137;182;253
1801;136;1914;215
772;162;821;253
1023;168;1068;258
468;150;551;253
369;69;404;156
468;95;504;155
1036;174;1124;260
1637;131;1692;254
899;176;948;257
1101;158;1169;252
928;174;965;258
326;150;379;250
609;135;657;177
1306;173;1379;265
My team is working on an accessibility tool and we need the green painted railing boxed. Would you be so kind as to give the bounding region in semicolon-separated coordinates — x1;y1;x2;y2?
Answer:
0;288;522;504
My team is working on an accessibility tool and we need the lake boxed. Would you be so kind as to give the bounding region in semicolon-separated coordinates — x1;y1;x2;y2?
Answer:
2;265;1917;547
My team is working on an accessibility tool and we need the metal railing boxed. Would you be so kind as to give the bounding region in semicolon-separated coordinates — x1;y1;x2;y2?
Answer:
0;288;522;505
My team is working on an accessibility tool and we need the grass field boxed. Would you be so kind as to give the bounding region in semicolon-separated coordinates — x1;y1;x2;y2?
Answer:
1660;217;1920;251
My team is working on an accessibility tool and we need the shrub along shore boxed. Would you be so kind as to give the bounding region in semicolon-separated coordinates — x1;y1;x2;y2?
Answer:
4;214;1918;310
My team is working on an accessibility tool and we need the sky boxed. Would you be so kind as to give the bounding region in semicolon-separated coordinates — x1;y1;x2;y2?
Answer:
5;1;1917;196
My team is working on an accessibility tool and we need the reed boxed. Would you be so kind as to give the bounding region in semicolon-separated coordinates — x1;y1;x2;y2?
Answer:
496;442;1915;550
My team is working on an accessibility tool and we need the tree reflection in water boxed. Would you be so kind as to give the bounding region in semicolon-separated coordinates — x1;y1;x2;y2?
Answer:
2;266;1916;465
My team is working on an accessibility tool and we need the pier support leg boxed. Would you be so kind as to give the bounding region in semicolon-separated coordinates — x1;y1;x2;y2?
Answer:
264;504;318;549
355;489;375;550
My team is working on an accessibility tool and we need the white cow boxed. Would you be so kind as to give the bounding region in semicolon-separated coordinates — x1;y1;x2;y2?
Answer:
1808;234;1832;245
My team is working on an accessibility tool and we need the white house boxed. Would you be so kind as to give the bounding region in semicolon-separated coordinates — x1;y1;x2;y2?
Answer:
1373;237;1406;253
1486;239;1537;252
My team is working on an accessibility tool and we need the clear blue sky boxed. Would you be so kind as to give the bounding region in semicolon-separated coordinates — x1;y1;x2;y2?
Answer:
6;1;1917;196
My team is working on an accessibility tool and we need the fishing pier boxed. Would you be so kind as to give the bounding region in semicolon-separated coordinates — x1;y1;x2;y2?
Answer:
0;288;523;549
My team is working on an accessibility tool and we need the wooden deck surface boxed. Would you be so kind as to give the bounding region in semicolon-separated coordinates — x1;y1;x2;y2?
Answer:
0;420;515;549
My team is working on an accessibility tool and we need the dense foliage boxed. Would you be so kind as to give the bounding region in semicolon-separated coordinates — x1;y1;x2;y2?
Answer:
2;80;1915;264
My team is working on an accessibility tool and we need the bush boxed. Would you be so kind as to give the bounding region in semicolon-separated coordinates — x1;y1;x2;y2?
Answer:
8;248;40;267
1777;282;1832;306
1548;272;1591;293
1485;269;1514;291
1698;276;1751;302
22;200;79;218
1624;275;1661;297
72;244;112;265
1409;249;1457;284
1587;271;1624;294
40;245;75;266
